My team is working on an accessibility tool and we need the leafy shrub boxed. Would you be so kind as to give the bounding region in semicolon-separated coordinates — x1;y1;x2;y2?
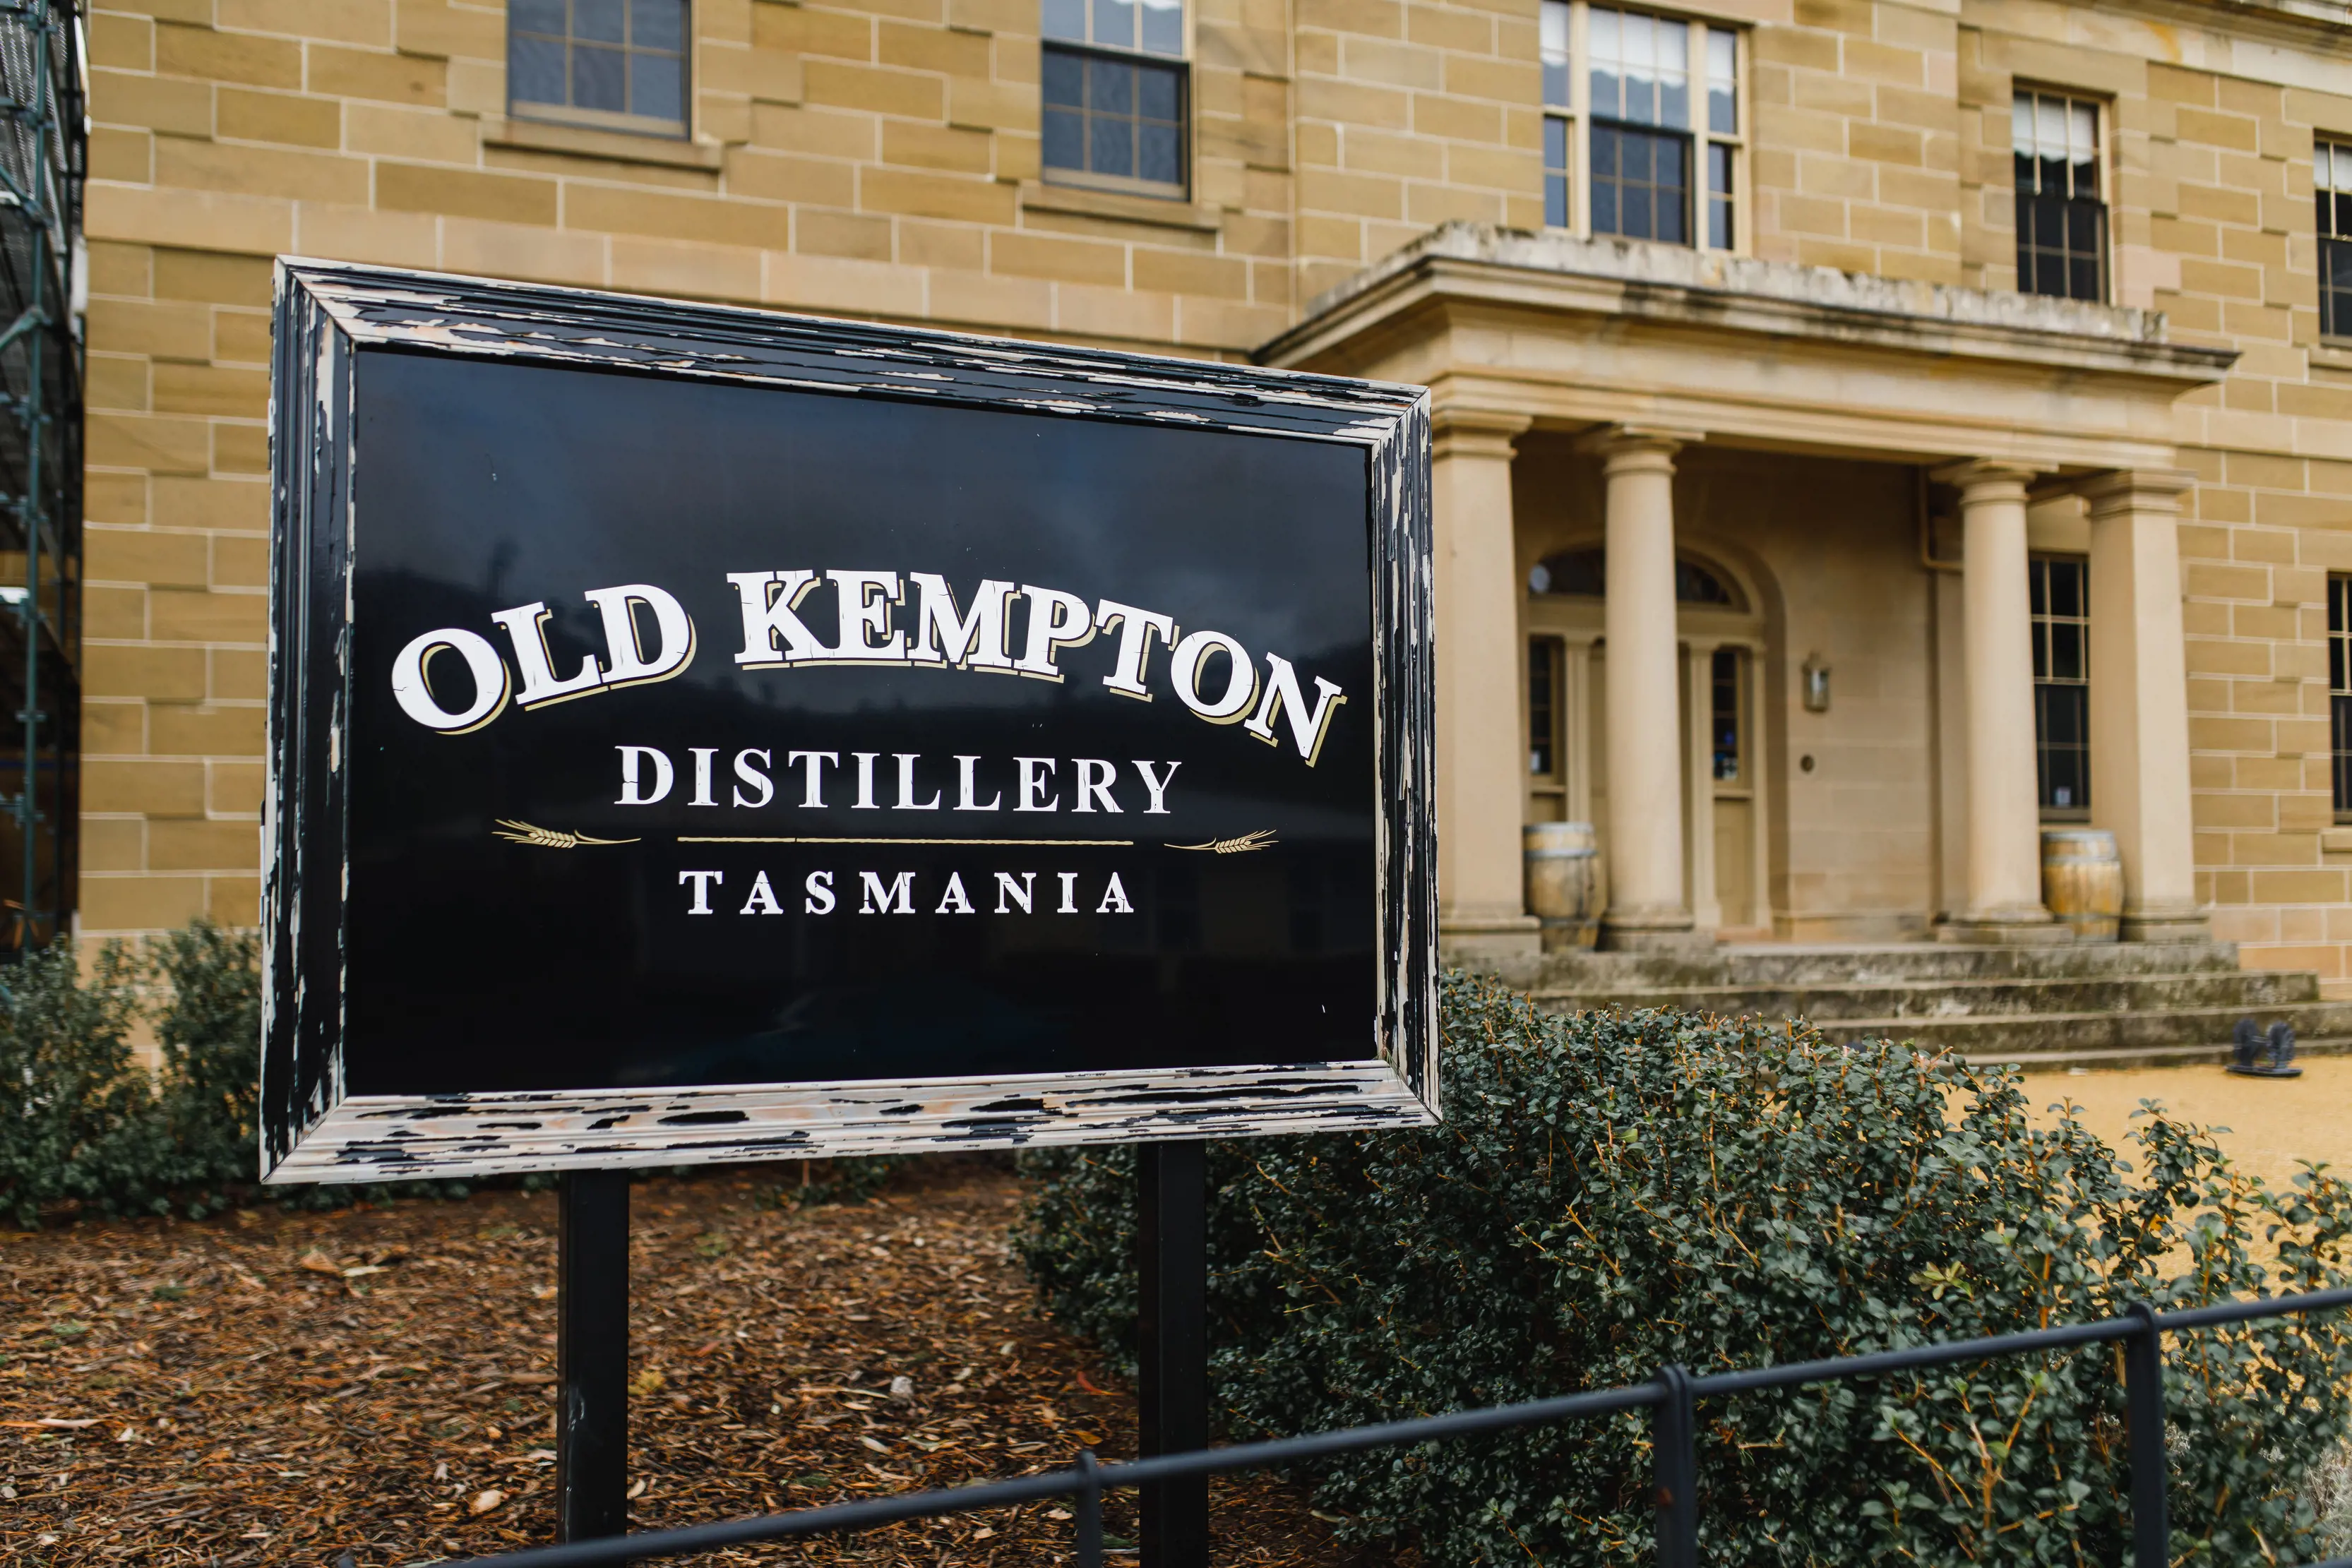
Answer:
0;938;167;1228
1017;974;2352;1567
0;920;264;1226
150;918;264;1210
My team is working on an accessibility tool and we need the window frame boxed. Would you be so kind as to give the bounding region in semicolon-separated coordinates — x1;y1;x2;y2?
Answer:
2010;85;2111;306
1039;0;1193;201
2320;138;2352;342
2329;574;2352;820
508;0;696;140
1540;0;1747;255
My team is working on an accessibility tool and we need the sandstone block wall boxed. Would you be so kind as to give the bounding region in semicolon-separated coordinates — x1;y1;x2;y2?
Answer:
80;0;2352;985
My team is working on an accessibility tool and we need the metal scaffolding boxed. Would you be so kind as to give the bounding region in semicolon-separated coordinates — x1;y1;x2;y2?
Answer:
0;0;80;951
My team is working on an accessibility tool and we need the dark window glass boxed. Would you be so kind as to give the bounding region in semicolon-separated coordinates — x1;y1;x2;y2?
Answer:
1041;47;1186;193
511;0;688;133
2332;575;2352;815
1541;0;1570;107
2031;554;2091;813
1710;646;1741;783
2013;91;2106;301
1041;0;1186;196
1592;123;1688;244
575;0;624;42
510;35;566;104
2322;143;2352;339
1707;141;1733;249
1544;116;1570;229
575;44;625;112
1529;639;1558;777
1527;549;1740;609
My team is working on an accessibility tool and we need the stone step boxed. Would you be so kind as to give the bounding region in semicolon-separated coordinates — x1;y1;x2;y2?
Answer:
1536;998;2352;1064
1805;1000;2352;1058
1974;1036;2352;1073
1527;968;2320;1022
1500;939;2244;993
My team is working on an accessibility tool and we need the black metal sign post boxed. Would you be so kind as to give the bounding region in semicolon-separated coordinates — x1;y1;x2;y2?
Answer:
1137;1141;1210;1568
557;1170;631;1543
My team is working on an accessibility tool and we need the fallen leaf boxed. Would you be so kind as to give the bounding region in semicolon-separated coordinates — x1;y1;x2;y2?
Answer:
297;1251;343;1277
342;1265;390;1279
859;1436;890;1453
470;1488;506;1515
626;1478;648;1500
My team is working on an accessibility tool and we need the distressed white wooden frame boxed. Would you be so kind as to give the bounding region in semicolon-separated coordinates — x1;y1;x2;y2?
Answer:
263;260;1439;1184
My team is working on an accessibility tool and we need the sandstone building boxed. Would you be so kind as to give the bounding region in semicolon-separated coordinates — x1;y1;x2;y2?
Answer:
85;0;2352;987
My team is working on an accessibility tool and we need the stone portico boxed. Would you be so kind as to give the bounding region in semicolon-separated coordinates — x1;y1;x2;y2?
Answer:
1262;224;2237;959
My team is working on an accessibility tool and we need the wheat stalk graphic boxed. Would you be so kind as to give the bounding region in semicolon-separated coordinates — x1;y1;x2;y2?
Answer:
492;819;640;849
1165;829;1279;854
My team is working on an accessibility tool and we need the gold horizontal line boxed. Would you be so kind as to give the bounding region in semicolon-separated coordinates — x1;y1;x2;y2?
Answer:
674;836;1138;847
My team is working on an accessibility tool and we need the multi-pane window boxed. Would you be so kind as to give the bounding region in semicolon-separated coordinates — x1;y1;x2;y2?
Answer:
510;0;689;136
1709;647;1742;783
2330;576;2352;815
2013;90;2107;302
1529;638;1560;778
1542;0;1572;229
2321;141;2352;340
2030;555;2090;815
1536;2;1742;251
1042;0;1188;197
1590;8;1688;243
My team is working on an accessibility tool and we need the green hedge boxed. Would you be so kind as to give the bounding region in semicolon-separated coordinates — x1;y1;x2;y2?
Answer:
0;920;261;1228
1017;974;2352;1566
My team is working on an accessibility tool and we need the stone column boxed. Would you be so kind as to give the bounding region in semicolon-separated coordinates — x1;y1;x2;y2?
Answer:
2081;469;2207;942
1431;408;1539;961
1935;459;2063;942
1584;424;1705;951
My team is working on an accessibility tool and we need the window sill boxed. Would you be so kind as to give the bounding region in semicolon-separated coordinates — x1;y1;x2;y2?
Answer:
2312;341;2352;375
2323;825;2352;854
484;114;722;171
1021;180;1219;232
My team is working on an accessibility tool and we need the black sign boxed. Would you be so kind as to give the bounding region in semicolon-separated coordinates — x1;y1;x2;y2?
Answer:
263;262;1435;1181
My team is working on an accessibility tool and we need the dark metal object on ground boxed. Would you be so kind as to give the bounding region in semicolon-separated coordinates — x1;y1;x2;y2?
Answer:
557;1170;632;1545
438;1283;2352;1568
2231;1016;2303;1077
1136;1140;1210;1568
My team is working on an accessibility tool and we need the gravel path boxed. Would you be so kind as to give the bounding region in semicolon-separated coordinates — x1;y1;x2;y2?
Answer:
2022;1057;2352;1193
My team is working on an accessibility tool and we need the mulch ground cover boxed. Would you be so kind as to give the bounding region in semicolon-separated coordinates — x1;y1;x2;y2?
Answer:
1;1158;1349;1567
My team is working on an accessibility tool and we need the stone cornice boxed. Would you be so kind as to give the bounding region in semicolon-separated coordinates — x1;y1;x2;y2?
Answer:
1259;225;2239;392
2066;0;2352;56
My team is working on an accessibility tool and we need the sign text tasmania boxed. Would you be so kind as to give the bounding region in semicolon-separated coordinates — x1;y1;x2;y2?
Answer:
263;262;1436;1181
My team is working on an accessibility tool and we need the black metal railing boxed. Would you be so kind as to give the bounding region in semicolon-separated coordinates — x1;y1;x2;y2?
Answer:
433;1284;2352;1568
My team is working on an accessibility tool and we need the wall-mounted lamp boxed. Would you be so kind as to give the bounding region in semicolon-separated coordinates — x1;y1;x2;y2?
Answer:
1801;655;1832;713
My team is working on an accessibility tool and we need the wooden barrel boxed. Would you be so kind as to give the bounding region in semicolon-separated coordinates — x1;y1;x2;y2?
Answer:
1524;822;1599;952
2041;828;2123;942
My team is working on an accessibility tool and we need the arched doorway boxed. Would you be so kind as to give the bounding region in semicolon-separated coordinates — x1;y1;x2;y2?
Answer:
1522;545;1773;935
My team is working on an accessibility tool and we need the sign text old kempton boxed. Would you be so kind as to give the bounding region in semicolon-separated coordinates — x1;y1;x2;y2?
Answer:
263;261;1436;1181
